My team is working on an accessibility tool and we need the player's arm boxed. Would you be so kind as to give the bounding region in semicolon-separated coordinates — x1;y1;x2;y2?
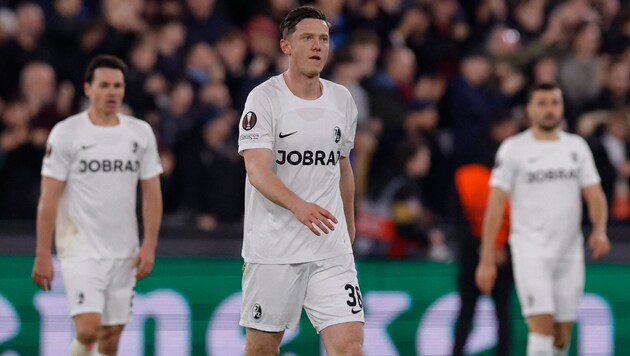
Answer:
582;183;610;259
339;156;356;243
475;186;509;294
242;148;337;236
32;176;66;291
134;176;162;280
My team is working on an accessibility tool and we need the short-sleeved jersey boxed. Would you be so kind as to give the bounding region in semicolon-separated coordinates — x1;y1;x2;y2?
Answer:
238;74;358;264
41;112;163;259
490;129;600;259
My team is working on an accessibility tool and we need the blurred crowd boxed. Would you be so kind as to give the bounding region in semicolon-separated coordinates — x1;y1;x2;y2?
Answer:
2;0;630;256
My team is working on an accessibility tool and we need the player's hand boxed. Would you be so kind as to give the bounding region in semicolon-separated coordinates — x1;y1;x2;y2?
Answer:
32;252;54;291
133;245;156;280
588;231;610;260
475;261;497;295
291;201;337;236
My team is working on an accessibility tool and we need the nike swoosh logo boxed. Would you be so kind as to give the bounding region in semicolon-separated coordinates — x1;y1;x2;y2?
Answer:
351;308;362;314
81;144;97;150
279;131;297;138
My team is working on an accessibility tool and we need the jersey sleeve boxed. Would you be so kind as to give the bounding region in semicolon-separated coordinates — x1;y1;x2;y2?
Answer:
238;86;274;154
340;91;358;157
578;137;601;187
41;123;72;181
490;140;517;193
139;123;164;180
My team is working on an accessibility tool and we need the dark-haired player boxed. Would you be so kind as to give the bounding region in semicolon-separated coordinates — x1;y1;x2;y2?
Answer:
32;55;163;356
476;83;610;356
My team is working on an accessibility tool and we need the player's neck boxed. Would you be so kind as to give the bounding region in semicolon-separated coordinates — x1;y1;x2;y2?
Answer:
531;126;559;140
87;108;119;126
283;71;322;100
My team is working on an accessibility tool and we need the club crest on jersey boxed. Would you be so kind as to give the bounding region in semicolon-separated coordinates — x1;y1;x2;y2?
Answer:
242;111;257;131
333;126;341;143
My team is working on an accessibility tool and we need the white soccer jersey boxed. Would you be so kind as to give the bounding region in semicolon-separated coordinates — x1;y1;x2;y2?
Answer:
41;112;163;259
238;74;358;264
490;129;600;259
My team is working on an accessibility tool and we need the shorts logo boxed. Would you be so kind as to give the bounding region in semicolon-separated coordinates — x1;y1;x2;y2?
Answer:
345;284;363;314
242;112;257;131
527;294;534;307
252;303;262;320
333;126;341;143
76;291;85;305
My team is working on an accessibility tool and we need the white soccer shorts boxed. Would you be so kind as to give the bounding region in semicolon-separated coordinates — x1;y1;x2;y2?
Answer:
239;253;365;333
512;254;584;321
60;258;136;326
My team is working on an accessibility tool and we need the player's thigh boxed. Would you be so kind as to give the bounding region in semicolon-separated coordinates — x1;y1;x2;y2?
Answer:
304;254;365;334
245;328;285;356
240;262;308;332
102;258;136;326
512;256;554;317
320;321;364;355
60;258;106;317
553;258;584;322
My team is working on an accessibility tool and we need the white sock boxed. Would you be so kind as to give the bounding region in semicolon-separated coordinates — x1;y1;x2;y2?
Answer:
88;343;108;356
527;333;554;356
70;338;92;356
553;343;570;356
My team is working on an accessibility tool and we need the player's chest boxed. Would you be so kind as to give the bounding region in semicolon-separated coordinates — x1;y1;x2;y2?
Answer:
273;107;346;150
71;131;143;173
519;147;581;184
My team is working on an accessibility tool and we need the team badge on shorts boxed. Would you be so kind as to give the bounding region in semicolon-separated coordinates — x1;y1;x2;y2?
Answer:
76;291;85;305
242;112;257;131
252;303;263;320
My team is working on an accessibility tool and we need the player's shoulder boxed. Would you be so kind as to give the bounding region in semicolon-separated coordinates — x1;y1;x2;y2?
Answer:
559;130;588;146
321;78;353;99
51;111;87;134
250;75;283;98
120;113;154;134
501;129;531;149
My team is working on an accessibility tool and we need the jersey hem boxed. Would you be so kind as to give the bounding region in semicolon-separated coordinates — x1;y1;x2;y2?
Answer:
242;251;353;264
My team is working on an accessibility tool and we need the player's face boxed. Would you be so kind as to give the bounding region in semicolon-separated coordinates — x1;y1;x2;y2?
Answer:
526;88;564;132
85;67;125;116
282;18;329;78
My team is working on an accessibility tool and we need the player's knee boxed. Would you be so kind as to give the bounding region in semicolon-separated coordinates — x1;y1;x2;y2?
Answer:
75;325;99;345
98;330;123;356
554;335;570;349
97;341;119;356
343;341;363;355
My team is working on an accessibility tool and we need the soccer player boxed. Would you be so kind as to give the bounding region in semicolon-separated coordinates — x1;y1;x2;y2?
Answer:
476;83;610;356
31;55;163;356
237;6;364;355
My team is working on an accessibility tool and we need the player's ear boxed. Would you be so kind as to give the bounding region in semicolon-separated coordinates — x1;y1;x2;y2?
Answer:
280;38;291;55
83;81;92;97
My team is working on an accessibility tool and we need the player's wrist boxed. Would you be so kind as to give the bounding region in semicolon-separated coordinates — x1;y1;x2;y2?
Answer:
35;249;52;258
